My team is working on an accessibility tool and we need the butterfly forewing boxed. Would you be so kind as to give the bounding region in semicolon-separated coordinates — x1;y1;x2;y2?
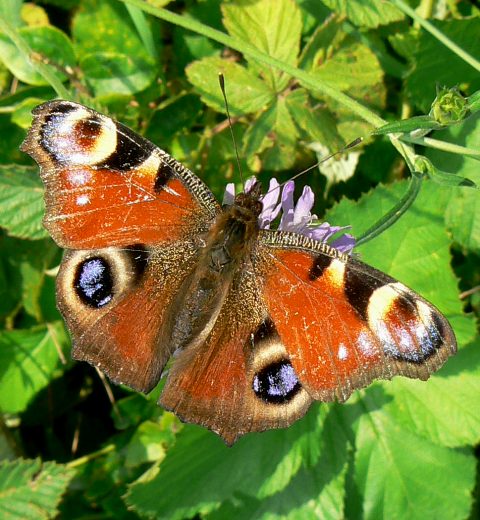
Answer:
21;100;220;249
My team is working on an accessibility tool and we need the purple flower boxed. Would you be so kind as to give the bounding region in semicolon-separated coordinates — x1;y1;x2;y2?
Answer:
223;177;356;253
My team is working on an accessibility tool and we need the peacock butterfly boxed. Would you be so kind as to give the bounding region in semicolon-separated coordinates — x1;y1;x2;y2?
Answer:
21;100;457;445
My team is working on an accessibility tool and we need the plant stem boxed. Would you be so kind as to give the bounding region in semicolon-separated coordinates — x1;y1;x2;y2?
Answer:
66;444;115;469
120;0;385;128
391;0;480;72
401;135;480;159
355;173;424;247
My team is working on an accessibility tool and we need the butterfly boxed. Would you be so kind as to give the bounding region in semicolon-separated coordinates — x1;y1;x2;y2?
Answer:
21;100;457;445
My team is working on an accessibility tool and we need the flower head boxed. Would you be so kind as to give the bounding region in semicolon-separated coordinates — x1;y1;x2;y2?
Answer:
223;177;356;253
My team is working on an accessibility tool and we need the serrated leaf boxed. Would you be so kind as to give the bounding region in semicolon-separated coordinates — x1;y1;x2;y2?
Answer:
351;389;476;520
0;458;74;519
405;18;480;112
321;0;404;29
0;25;75;86
80;52;156;96
207;405;349;520
0;323;68;413
126;408;329;520
186;56;274;115
311;39;383;91
222;0;302;91
243;96;298;171
0;165;48;240
285;88;344;152
386;339;480;447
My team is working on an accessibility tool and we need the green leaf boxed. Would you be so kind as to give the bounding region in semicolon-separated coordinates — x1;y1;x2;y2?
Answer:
0;0;23;28
0;165;48;240
427;113;480;252
320;0;404;28
145;93;203;145
386;339;480;447
0;323;68;413
207;406;349;520
405;18;480;112
72;0;151;59
126;406;344;520
80;52;156;96
0;458;74;519
0;25;75;86
11;97;45;129
222;0;302;91
124;419;176;468
285;88;344;152
351;389;476;520
186;56;275;115
311;39;383;91
243;96;298;171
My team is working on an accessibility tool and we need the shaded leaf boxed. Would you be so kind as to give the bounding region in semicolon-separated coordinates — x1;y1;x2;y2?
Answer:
0;323;68;413
0;458;74;519
427;113;480;252
352;389;476;520
80;52;156;96
405;18;480;112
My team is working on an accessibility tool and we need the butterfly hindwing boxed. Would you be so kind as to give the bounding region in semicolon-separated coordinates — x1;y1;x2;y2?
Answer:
57;241;199;392
257;231;457;402
159;268;312;445
21;100;220;249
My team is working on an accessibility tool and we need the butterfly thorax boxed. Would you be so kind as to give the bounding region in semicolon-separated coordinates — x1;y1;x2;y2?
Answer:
165;187;262;354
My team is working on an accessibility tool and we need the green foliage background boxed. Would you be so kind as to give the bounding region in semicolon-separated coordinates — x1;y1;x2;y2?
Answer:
0;0;479;518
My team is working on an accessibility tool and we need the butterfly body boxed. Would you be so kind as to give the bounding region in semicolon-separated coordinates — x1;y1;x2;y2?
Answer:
21;100;457;445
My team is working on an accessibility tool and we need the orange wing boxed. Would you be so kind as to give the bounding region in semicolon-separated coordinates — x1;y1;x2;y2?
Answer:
57;242;199;392
159;268;312;445
257;231;457;402
21;100;220;249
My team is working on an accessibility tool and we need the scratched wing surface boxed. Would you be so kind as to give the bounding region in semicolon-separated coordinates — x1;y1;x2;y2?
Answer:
257;231;457;402
21;100;220;249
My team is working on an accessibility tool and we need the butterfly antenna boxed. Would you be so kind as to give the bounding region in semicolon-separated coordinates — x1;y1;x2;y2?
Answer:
219;73;245;187
275;137;363;192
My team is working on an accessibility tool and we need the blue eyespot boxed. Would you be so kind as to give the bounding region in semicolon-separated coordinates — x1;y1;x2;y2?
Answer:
253;361;301;404
74;257;114;308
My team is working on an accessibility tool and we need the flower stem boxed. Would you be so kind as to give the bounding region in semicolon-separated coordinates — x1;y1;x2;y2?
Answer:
401;135;480;159
66;444;115;469
355;173;424;247
121;0;385;128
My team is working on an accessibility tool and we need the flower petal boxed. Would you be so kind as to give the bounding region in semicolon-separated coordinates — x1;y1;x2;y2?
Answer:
293;185;314;226
222;183;235;206
278;181;295;230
